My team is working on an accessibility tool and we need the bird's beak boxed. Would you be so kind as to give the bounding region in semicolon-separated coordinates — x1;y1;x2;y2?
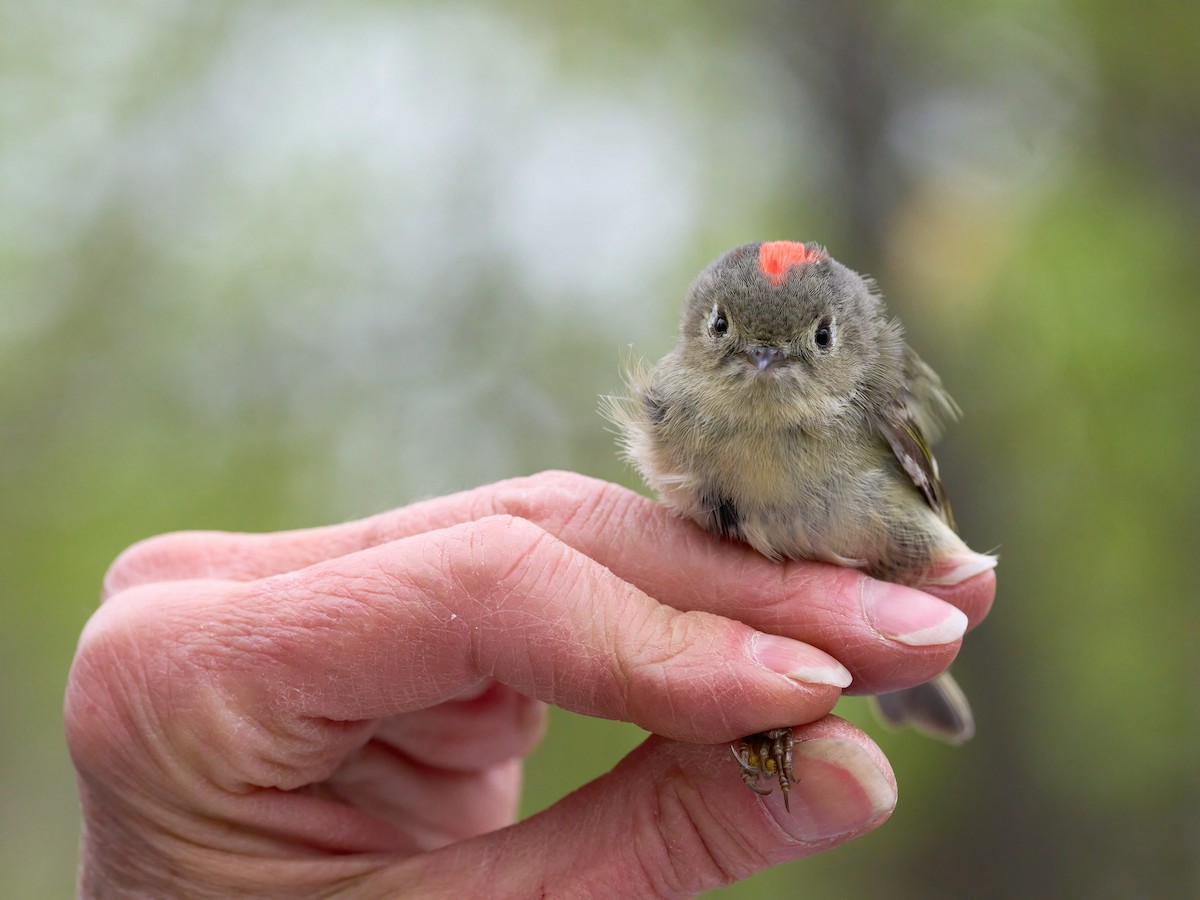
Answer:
746;346;786;371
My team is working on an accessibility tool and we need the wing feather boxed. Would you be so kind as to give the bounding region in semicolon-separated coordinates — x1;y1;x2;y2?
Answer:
875;347;959;529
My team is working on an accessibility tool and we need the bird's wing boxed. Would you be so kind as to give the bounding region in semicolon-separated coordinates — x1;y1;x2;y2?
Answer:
876;406;955;529
874;346;960;529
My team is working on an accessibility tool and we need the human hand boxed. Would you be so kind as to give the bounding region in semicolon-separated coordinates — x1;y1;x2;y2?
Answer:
65;471;994;897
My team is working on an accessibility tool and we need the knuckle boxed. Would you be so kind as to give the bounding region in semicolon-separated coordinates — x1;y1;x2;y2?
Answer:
101;531;210;600
67;582;347;795
448;514;564;598
64;595;162;780
777;559;860;619
617;610;739;729
634;610;710;670
525;469;607;497
437;514;586;689
102;535;167;599
630;765;761;895
486;470;635;533
63;616;122;774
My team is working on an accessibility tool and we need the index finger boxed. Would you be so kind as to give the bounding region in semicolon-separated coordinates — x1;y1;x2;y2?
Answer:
104;471;995;629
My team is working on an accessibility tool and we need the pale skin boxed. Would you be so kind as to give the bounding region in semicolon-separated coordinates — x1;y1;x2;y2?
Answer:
64;471;995;898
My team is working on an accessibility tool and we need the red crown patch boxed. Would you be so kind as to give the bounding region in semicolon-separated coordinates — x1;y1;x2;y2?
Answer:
757;241;824;286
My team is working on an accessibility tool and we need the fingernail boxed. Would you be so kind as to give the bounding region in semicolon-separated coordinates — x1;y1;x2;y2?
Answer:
752;634;853;688
861;579;968;647
767;738;897;841
927;551;998;586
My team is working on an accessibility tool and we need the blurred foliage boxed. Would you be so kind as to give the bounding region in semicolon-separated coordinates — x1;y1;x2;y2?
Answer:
2;1;1198;896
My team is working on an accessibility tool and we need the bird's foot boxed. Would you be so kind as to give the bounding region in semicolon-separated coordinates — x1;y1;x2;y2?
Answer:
731;728;796;811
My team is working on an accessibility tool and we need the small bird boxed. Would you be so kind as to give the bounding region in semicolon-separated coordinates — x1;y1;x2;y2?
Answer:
606;240;995;809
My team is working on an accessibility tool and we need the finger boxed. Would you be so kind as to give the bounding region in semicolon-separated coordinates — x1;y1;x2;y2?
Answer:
104;474;993;624
103;472;992;693
370;683;547;773
373;717;896;898
316;749;526;853
104;473;622;591
69;515;853;818
304;687;544;847
922;568;996;630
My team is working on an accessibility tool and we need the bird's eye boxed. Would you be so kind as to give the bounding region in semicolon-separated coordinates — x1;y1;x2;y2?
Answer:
710;312;729;336
814;320;833;349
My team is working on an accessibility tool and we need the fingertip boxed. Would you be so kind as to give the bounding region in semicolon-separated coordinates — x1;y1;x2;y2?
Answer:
603;740;884;889
607;721;897;875
702;717;897;848
751;632;854;688
923;568;996;631
860;578;969;648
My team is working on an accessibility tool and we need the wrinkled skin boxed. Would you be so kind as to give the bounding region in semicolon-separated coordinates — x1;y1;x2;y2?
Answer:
65;471;994;898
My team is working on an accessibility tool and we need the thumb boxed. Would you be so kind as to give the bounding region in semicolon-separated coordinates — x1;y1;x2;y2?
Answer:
378;716;896;898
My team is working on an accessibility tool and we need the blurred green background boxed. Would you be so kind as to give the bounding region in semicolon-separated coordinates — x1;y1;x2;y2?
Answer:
3;1;1198;896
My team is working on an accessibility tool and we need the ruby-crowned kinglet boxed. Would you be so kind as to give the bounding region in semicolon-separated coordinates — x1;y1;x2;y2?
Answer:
606;241;996;808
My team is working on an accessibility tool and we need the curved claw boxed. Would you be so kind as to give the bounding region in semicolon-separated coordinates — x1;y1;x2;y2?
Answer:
732;729;798;810
730;744;757;775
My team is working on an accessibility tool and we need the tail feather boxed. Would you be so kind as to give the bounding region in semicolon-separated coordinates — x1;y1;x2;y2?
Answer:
870;671;975;745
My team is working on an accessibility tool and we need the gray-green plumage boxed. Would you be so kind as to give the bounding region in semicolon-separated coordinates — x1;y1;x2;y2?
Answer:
606;241;990;773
